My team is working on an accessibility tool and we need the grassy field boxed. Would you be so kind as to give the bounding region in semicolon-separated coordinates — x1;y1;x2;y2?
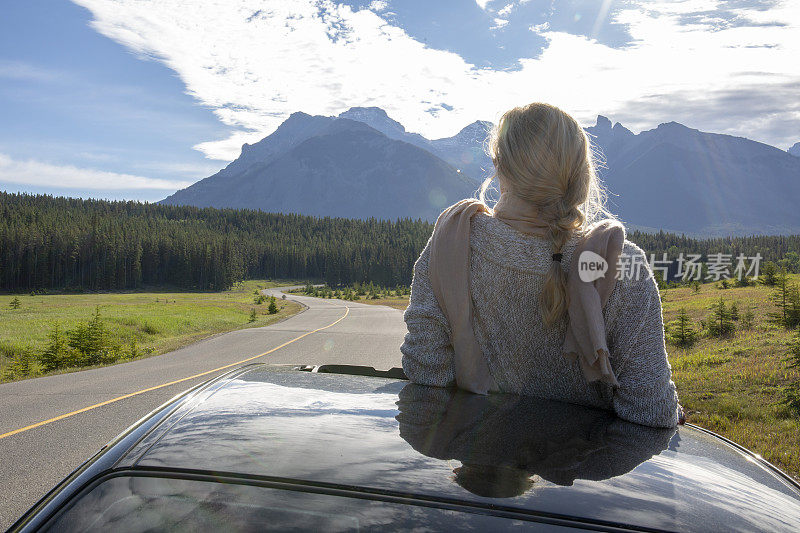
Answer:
289;284;410;311
305;278;800;480
358;297;409;310
0;280;303;383
661;277;800;480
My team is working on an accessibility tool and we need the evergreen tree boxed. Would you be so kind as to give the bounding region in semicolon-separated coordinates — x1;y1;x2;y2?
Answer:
249;308;258;322
68;307;119;365
729;302;739;321
4;191;800;295
38;323;72;372
668;308;698;348
781;330;800;416
780;252;800;274
769;269;800;329
760;262;779;286
268;296;278;315
708;297;735;337
2;348;33;380
740;308;755;329
0;192;435;291
126;340;140;360
9;297;20;309
788;288;800;329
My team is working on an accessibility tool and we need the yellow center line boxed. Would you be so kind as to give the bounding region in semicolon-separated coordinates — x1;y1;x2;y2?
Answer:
0;306;350;441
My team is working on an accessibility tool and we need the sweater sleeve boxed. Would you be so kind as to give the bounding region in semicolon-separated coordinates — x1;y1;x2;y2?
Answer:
400;238;456;387
607;248;680;428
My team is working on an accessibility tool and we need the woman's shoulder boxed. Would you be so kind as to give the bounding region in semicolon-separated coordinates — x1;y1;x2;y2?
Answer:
605;239;660;320
617;239;655;285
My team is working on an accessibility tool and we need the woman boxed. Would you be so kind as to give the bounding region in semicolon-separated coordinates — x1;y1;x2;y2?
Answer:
400;102;682;428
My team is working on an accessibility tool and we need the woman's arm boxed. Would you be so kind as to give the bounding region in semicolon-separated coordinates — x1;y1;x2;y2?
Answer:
400;239;456;387
607;252;680;428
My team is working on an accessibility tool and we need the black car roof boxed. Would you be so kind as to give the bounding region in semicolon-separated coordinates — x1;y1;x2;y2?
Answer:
109;364;800;531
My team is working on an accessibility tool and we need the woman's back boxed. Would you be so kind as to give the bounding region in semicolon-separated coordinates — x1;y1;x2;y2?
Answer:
401;211;680;428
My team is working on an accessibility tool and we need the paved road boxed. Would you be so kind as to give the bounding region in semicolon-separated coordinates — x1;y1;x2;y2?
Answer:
0;287;406;529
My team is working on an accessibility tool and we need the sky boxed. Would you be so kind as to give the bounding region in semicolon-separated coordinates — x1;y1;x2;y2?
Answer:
0;0;798;202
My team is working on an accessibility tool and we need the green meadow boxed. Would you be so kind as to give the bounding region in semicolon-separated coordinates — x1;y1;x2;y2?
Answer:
0;280;303;382
661;276;800;481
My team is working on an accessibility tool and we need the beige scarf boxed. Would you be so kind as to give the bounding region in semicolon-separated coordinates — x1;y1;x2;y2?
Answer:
428;194;624;395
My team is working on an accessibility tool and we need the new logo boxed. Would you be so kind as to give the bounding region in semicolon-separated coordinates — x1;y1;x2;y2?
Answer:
578;251;608;282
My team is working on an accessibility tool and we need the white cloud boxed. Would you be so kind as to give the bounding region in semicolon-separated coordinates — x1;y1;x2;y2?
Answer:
0;153;193;190
368;0;388;11
193;130;260;162
475;0;493;9
498;3;514;17
72;0;800;160
529;21;550;33
492;18;510;29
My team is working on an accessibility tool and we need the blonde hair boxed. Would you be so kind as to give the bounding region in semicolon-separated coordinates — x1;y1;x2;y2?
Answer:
479;102;612;327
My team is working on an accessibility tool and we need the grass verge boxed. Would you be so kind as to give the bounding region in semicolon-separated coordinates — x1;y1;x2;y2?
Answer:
0;280;303;383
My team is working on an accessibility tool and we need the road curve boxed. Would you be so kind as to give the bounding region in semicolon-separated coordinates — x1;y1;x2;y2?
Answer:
0;287;406;528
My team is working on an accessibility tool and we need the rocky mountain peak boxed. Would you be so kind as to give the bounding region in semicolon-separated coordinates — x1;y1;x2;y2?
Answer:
594;115;613;131
338;106;406;134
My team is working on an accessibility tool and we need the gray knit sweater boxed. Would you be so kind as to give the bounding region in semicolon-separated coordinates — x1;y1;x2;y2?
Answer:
401;212;680;428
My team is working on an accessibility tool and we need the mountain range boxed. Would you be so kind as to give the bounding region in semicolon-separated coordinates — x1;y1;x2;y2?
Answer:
161;107;800;236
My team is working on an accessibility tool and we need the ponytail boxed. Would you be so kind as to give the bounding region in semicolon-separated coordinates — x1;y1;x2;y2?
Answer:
541;203;583;326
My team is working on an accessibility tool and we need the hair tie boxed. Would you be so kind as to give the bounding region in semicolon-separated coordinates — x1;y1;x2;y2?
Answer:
552;253;563;262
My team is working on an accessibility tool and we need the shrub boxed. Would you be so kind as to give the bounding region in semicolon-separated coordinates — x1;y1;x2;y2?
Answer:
3;355;30;380
140;322;160;335
126;341;141;360
708;297;735;337
2;344;35;380
667;308;698;348
38;323;77;372
67;307;121;365
740;308;755;329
